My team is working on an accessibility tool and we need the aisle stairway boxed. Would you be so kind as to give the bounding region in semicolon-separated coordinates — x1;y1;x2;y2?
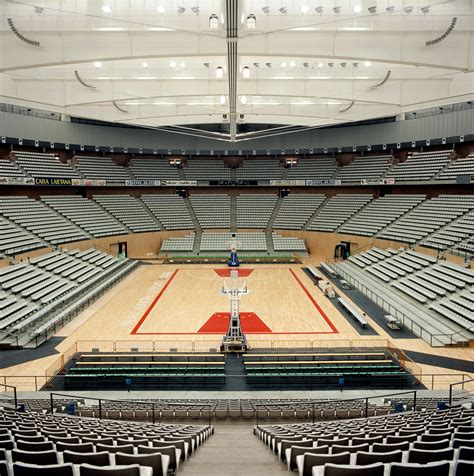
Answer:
179;424;287;476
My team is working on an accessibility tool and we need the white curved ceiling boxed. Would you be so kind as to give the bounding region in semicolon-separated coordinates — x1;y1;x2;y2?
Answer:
1;0;473;141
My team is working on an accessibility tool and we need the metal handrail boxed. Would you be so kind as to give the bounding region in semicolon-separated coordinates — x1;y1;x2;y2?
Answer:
255;390;418;425
449;377;474;405
0;383;18;408
50;392;214;426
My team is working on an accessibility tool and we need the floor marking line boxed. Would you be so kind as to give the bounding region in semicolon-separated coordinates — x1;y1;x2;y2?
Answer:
289;269;339;334
130;269;179;335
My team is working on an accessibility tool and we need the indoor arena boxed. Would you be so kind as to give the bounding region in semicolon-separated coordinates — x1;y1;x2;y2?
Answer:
0;1;473;475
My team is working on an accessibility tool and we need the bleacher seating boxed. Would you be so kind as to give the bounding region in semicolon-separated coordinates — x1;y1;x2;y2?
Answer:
93;195;159;233
129;158;181;181
189;194;230;229
335;155;392;183
274;194;326;230
0;217;44;257
378;195;474;244
183;159;231;181
386;150;452;182
256;405;474;476
286;157;337;180
200;232;267;252
13;151;80;178
0;159;26;178
340;195;425;237
0;406;213;475
335;247;474;344
0;196;88;245
74;156;131;183
307;194;373;232
160;234;195;253
236;159;283;181
141;195;194;230
236;194;278;228
41;195;128;238
0;249;136;344
436;153;474;180
272;234;307;253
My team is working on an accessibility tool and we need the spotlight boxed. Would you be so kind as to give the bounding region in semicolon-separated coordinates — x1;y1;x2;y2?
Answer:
328;62;334;67
301;5;309;14
278;7;287;14
303;62;309;68
240;95;247;104
290;61;296;68
246;14;256;29
386;6;395;13
404;6;413;13
242;66;250;78
262;6;270;14
253;62;260;68
34;6;44;14
209;13;219;29
180;62;186;68
353;5;362;14
94;61;102;68
340;62;347;67
265;62;272;68
177;6;186;14
102;5;111;13
333;6;341;14
142;61;149;68
368;6;377;14
317;62;324;68
421;5;430;14
220;95;226;105
157;5;165;13
315;6;323;14
280;62;287;68
191;6;199;15
204;62;210;68
364;61;372;67
170;61;177;68
353;62;359;67
216;66;224;78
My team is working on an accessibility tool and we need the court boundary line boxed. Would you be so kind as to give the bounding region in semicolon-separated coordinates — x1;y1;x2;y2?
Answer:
131;267;338;335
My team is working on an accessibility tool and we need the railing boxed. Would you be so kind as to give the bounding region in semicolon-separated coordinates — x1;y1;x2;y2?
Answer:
431;325;474;348
255;390;418;425
0;382;18;408
49;392;214;425
331;262;456;347
449;377;474;406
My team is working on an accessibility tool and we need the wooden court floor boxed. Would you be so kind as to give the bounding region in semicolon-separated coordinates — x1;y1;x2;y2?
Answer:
1;262;473;389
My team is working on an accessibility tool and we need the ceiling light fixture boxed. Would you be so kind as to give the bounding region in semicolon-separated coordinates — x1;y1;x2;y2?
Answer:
364;61;372;67
180;62;186;68
368;6;377;14
209;13;219;29
290;61;296;68
386;6;395;13
281;62;287;68
170;61;177;68
333;6;341;14
216;66;224;78
315;6;323;14
404;6;413;13
242;66;250;78
317;62;324;68
157;5;165;13
177;6;186;15
240;95;247;104
191;6;199;15
301;5;309;14
102;5;111;13
278;7;287;14
253;62;260;68
353;5;362;14
265;62;272;68
246;14;256;29
142;61;149;68
220;95;226;105
421;5;430;14
262;6;270;14
94;61;102;68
